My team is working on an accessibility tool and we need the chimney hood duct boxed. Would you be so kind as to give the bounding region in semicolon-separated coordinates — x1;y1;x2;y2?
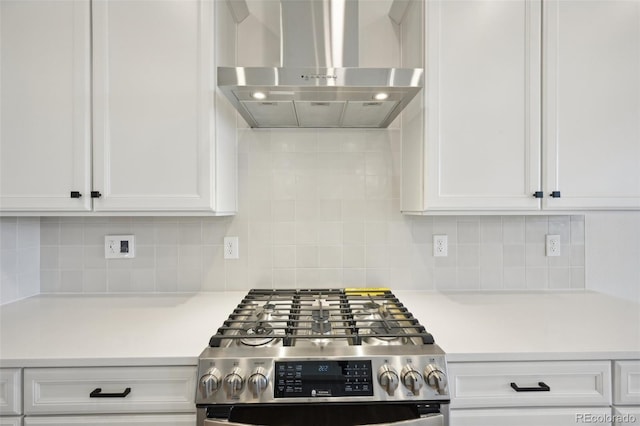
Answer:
217;0;424;128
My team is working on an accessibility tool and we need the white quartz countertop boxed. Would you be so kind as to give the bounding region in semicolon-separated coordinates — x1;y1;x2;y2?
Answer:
1;291;638;368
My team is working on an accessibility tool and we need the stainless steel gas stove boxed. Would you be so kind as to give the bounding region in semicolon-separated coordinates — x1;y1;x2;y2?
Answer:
196;288;449;426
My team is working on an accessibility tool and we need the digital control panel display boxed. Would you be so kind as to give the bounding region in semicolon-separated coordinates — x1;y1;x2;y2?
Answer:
274;360;374;398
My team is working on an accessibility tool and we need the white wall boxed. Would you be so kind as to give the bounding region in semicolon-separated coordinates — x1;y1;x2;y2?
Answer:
586;212;640;302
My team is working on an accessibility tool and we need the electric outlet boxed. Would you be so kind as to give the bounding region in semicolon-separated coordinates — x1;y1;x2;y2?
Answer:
224;236;239;259
104;235;135;259
546;234;561;257
433;235;448;257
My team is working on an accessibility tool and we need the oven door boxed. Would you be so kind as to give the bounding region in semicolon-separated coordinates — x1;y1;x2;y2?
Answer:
204;416;444;426
199;403;447;426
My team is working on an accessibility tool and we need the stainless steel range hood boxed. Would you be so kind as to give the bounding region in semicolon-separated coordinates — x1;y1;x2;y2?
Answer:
218;0;424;128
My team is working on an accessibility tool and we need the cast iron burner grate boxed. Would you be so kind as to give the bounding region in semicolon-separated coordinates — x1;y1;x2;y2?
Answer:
208;289;434;348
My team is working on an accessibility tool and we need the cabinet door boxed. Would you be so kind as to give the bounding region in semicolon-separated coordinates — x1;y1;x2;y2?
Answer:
614;360;640;405
613;407;640;425
23;366;196;415
23;414;195;426
0;0;91;212
0;368;21;416
448;360;611;409
0;418;22;426
92;0;216;212
543;0;640;210
450;407;611;426
422;0;541;211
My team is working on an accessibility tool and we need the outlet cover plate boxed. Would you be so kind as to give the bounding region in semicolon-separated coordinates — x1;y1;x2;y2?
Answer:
224;236;239;259
433;235;448;257
105;235;135;259
546;234;561;257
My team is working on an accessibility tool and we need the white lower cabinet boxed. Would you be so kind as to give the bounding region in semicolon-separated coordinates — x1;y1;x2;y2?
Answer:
448;360;612;426
22;366;196;424
613;360;640;425
23;414;195;425
450;407;612;425
614;361;640;406
613;407;640;425
0;368;22;420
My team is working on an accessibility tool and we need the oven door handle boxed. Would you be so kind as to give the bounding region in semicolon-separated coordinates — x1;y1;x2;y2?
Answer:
361;414;445;426
205;415;444;426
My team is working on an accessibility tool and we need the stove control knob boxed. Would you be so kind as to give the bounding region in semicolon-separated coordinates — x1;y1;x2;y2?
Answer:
424;364;447;395
248;367;269;398
401;366;424;395
199;368;221;399
223;368;245;399
378;365;399;396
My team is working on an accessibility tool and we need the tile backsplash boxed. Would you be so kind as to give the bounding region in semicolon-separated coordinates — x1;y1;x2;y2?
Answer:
0;217;40;304
38;128;585;293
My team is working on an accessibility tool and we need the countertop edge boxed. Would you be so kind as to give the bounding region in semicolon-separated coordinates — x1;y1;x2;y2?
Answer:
0;356;199;368
446;351;640;363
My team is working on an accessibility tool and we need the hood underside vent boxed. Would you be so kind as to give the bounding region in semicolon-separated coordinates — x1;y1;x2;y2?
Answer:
218;67;423;128
218;0;423;128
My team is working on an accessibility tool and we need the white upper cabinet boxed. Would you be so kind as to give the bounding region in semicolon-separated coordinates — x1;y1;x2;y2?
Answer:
402;0;640;213
402;0;542;212
0;0;92;212
0;0;237;215
543;0;640;210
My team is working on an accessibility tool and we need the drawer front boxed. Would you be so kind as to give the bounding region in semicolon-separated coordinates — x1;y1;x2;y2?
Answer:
0;369;22;416
24;366;196;415
23;414;196;425
613;407;640;426
449;360;611;408
450;407;612;426
0;418;22;426
614;360;640;405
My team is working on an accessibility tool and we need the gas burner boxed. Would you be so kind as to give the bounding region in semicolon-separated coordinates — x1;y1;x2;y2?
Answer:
361;320;409;346
310;307;332;335
311;319;332;335
362;301;381;312
238;322;277;347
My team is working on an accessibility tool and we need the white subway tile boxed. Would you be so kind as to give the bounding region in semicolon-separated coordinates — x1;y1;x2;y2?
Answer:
457;268;480;290
457;245;480;268
131;269;156;292
317;222;342;245
60;270;83;292
343;245;365;268
318;246;342;268
83;269;107;293
366;245;388;268
273;269;296;288
525;267;548;289
365;221;388;244
296;246;318;268
342;268;366;286
271;200;296;221
273;245;296;268
549;268;572;289
457;221;480;244
502;216;525;244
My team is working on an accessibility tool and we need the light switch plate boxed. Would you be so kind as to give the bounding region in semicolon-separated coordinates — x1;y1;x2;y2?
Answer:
105;235;135;259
